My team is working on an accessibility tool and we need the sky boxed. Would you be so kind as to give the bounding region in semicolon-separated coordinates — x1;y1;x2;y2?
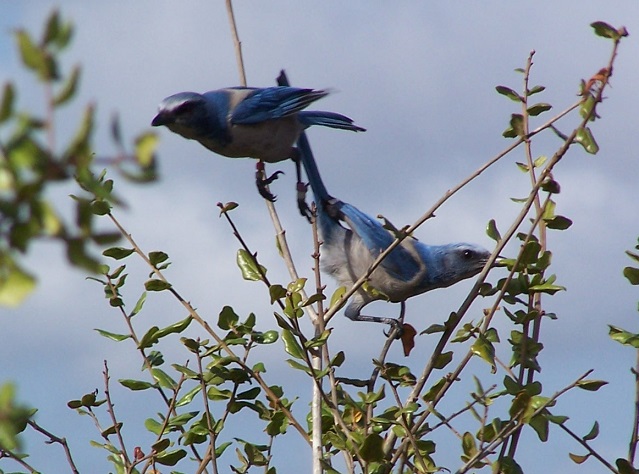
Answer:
1;2;638;473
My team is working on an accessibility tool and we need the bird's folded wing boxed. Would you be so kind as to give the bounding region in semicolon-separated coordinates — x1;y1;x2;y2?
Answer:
339;202;423;282
231;87;327;124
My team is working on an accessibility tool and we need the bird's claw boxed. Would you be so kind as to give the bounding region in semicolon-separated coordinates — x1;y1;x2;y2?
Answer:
383;319;403;339
255;166;284;202
297;181;312;221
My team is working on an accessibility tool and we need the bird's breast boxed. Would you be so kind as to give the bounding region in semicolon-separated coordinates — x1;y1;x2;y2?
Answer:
222;116;303;162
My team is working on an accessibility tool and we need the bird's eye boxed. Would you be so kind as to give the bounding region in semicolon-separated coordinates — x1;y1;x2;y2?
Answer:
175;101;198;116
462;249;475;260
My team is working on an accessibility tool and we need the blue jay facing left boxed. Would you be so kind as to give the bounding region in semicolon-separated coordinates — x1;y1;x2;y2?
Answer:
296;128;491;330
151;86;365;201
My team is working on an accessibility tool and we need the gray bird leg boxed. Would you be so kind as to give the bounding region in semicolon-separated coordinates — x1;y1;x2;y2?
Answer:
345;302;405;338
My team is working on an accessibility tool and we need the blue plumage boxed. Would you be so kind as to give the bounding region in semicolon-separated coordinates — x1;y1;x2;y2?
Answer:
297;131;491;328
152;86;364;163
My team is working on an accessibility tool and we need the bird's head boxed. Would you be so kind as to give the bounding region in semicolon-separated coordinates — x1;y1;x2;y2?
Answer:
434;243;492;286
151;92;208;138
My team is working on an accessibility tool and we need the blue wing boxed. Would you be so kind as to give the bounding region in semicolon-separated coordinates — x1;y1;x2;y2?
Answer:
338;203;425;282
231;87;328;124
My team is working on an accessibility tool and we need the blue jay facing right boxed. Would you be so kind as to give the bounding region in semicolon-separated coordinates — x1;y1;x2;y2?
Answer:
297;134;491;330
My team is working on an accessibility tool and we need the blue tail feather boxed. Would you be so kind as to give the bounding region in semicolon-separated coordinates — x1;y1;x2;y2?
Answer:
298;111;366;132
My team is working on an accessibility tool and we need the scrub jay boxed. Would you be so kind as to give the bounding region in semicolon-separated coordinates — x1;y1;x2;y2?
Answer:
152;86;364;200
297;129;491;329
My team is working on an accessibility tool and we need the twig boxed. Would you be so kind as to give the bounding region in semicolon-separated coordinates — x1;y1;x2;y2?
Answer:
225;0;246;87
556;422;618;473
26;420;80;474
630;350;639;463
322;98;580;325
0;446;40;473
103;274;207;467
456;370;594;473
107;211;311;445
103;361;131;467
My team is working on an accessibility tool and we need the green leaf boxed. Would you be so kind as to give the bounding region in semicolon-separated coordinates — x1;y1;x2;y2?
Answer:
172;363;198;378
281;329;305;360
54;64;81;106
583;421;599;441
528;85;545;96
495;85;523;102
144;279;172;291
471;336;496;372
609;325;639;347
151;368;177;390
43;10;61;45
529;413;549;441
103;247;134;260
503;114;524;138
152;438;171;454
623;267;639;285
101;422;122;437
616;458;638;474
207;386;232;401
359;433;384;462
304;329;332;349
433;351;453;369
527;103;552;116
236;248;266;281
91;200;111;216
269;284;287;303
461;431;478;457
529;275;565;294
149;251;169;266
119;379;155;391
154;449;187;466
330;351;345;367
156;315;192;338
580;94;597;121
138;326;160;349
0;263;36;307
520;241;541;265
266;411;288;436
422;323;446;334
94;329;130;342
175;386;201;407
0;82;15;123
498;456;524;474
144;418;163;435
540;178;561;194
135;132;158;167
287;278;306;293
15;30;50;79
218;305;239;330
590;21;621;40
286;359;312;375
130;292;147;317
575;127;599;154
486;219;501;241
576;379;608;391
329;286;347;310
545;215;572;230
218;201;238;213
252;330;278;344
215;441;233;458
237;387;261;400
569;452;590;464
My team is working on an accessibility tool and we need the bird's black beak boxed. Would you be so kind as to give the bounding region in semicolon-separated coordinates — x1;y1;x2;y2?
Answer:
151;112;169;127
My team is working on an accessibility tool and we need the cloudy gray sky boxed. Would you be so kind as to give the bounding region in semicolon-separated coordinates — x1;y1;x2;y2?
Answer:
2;2;638;473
